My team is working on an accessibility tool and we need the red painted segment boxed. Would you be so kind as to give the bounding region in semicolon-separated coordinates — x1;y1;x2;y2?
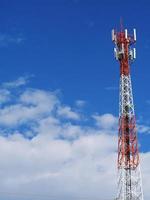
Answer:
118;115;139;170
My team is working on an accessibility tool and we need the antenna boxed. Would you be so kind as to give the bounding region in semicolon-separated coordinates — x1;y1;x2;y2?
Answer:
133;28;137;41
125;29;128;39
120;17;124;32
112;29;115;41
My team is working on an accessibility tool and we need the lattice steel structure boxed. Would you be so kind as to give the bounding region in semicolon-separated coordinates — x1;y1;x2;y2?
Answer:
112;26;144;200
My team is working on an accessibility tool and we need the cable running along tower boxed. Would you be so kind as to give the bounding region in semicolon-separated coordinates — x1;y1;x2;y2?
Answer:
112;25;143;200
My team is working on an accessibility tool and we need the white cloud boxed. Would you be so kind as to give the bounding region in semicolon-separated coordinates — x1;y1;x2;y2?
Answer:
2;76;29;88
0;89;58;126
57;106;80;120
93;113;118;130
75;100;86;107
0;89;10;104
0;131;117;200
0;79;148;200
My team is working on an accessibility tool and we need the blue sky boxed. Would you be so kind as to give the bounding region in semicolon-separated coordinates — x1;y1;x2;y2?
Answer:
0;0;150;199
0;0;149;110
0;0;149;115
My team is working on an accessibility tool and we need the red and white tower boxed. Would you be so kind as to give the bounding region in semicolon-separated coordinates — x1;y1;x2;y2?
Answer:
112;26;144;200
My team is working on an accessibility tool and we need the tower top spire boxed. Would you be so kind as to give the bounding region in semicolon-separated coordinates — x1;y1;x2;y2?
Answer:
120;17;124;32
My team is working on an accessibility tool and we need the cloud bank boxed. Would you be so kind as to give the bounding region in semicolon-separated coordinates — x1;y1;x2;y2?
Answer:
0;77;149;200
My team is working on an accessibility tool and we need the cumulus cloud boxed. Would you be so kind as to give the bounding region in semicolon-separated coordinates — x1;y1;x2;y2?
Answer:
0;89;10;104
0;132;117;200
0;77;148;200
2;76;29;88
57;106;80;120
0;89;58;127
93;113;118;130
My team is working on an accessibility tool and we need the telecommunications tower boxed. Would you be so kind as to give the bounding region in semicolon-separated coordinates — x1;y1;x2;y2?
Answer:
112;25;144;200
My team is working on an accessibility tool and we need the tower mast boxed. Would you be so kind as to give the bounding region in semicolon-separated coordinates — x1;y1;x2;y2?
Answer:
112;25;143;200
